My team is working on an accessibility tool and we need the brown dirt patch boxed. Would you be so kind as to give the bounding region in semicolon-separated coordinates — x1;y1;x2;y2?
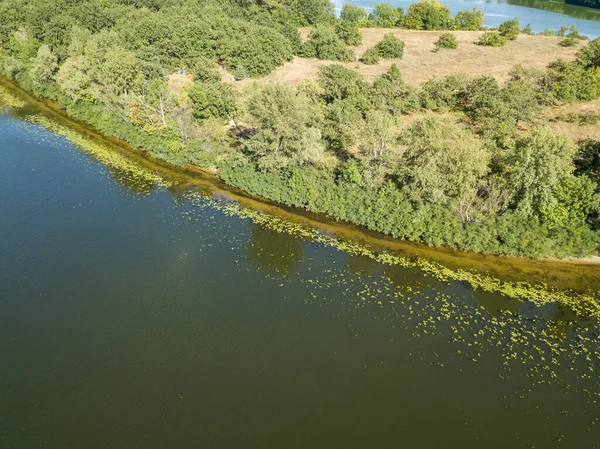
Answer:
242;29;583;88
167;73;193;94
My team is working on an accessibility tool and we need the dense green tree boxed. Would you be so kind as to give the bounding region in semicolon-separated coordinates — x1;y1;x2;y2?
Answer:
360;47;380;65
188;82;238;122
317;64;369;104
55;55;93;100
369;4;403;27
288;0;335;26
478;32;507;47
244;83;324;171
304;25;355;61
192;58;221;83
375;33;405;58
577;37;600;69
396;116;489;209
434;32;458;51
101;46;139;96
404;0;451;30
420;74;468;111
29;44;58;86
358;110;398;185
219;25;294;77
453;8;484;31
498;18;520;40
335;20;362;46
575;139;600;188
322;98;363;153
545;59;600;103
504;129;579;218
371;64;420;115
340;4;368;24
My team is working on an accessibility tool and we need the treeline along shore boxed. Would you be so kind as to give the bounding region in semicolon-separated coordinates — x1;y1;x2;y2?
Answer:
1;0;600;258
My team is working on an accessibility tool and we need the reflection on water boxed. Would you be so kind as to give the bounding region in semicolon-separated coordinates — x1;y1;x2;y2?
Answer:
508;0;600;21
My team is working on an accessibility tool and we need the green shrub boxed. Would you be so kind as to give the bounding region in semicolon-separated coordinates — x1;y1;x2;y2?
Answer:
453;8;484;31
567;25;586;40
498;18;520;40
307;25;356;61
299;41;317;58
557;26;569;37
420;74;469;111
477;32;507;47
360;47;380;65
340;4;368;25
335;19;363;46
369;3;404;28
540;28;555;36
577;37;600;69
375;33;405;58
522;24;533;35
192;58;221;83
545;59;600;103
559;36;578;47
434;32;458;51
188;82;239;121
404;0;451;30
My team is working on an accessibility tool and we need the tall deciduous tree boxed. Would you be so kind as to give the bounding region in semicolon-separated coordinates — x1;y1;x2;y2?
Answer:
245;83;324;171
30;44;57;86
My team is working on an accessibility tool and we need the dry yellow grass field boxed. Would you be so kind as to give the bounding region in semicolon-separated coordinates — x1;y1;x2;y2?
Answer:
545;98;600;141
241;28;584;88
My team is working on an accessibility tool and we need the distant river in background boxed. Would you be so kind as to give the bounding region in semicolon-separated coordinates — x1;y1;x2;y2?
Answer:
338;0;600;38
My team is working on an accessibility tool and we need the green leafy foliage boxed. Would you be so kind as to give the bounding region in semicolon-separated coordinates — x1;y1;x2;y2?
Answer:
559;36;579;47
3;0;600;258
404;0;451;30
375;33;405;58
453;8;484;31
369;4;404;27
304;25;355;61
478;32;507;47
522;24;533;35
340;4;368;25
360;47;380;65
188;82;238;122
335;20;363;46
434;32;458;51
288;0;336;26
498;18;520;41
244;83;324;171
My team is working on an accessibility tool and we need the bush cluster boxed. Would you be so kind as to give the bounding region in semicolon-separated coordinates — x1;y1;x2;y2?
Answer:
434;32;458;51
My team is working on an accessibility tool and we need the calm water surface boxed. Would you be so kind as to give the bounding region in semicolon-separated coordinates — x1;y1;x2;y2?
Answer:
1;93;600;448
340;0;600;38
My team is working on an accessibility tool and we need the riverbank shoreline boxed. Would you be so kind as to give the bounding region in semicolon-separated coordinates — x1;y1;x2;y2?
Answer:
2;75;600;275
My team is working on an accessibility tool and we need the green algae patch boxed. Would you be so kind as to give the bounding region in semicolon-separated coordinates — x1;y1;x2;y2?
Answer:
28;115;172;189
0;85;26;110
185;194;600;322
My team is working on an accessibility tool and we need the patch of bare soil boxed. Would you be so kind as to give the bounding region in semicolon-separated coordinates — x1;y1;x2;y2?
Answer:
167;73;193;94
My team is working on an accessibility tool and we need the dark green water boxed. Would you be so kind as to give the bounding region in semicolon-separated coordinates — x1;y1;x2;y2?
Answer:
1;104;600;449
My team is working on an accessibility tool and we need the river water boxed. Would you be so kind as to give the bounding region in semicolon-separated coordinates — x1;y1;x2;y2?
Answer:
339;0;600;38
1;69;600;449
